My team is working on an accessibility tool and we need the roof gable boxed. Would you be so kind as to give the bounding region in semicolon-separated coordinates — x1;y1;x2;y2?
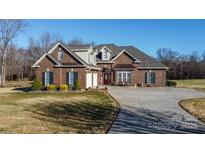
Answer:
32;42;89;68
48;42;88;65
32;53;61;68
111;49;140;62
120;46;168;68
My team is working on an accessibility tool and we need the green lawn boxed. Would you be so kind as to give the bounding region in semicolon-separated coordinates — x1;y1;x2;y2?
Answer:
180;98;205;123
0;89;119;133
172;79;205;90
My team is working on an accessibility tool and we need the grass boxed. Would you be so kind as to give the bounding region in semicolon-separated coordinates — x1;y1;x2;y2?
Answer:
5;80;32;88
180;98;205;123
0;89;120;133
172;79;205;91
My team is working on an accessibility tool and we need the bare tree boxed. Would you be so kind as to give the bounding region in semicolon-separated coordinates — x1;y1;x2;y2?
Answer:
68;38;84;45
67;38;97;46
0;20;25;86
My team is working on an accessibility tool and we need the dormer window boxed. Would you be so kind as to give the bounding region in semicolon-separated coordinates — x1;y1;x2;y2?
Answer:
103;51;108;60
102;50;110;61
58;51;63;61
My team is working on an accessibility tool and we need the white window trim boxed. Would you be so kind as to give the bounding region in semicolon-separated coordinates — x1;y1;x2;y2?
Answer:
101;46;112;61
45;71;50;86
102;50;109;61
117;71;132;83
58;51;63;61
111;50;140;62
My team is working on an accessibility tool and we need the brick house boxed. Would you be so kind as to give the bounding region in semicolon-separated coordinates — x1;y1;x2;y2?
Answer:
32;42;168;89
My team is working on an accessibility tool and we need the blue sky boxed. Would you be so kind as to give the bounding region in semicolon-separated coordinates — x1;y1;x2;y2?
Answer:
16;19;205;57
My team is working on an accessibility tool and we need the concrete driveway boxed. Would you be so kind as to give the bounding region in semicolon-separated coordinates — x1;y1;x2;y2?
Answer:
108;86;205;133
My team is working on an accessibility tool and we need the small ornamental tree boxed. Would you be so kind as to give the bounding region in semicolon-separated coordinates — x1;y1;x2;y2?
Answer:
74;80;81;90
32;79;43;90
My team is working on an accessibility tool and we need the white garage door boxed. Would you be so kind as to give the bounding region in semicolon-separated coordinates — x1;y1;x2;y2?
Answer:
86;73;98;89
86;73;92;89
92;73;98;87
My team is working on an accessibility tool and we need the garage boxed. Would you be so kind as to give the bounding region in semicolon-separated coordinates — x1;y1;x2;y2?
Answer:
86;72;98;89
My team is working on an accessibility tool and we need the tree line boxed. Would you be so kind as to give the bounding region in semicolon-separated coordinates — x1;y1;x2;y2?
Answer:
156;48;205;80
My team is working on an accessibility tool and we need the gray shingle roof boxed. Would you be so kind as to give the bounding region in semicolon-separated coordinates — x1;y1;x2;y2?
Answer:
94;43;167;68
120;46;167;68
46;42;166;69
94;44;122;62
67;45;90;51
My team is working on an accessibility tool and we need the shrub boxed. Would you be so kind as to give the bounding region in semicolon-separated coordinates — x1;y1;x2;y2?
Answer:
59;84;68;91
110;82;115;86
32;79;43;90
74;80;81;90
67;84;72;90
47;84;57;91
167;80;177;87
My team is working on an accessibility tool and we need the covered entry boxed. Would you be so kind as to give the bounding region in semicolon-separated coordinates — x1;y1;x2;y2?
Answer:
102;67;111;85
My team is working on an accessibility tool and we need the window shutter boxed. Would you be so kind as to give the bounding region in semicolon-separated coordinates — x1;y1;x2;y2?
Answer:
74;72;78;82
152;73;156;84
66;72;69;84
42;72;45;86
50;72;54;84
145;72;147;84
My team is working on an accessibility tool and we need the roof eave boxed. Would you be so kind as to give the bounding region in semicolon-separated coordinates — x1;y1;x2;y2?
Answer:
138;67;169;70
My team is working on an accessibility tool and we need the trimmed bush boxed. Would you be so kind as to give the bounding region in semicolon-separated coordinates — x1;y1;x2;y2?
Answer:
59;84;68;91
74;80;81;90
47;84;57;91
167;80;177;87
32;79;43;90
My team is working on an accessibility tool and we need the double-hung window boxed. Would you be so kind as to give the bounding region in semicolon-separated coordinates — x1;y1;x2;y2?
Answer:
66;72;78;87
42;72;54;86
145;72;156;84
117;71;131;84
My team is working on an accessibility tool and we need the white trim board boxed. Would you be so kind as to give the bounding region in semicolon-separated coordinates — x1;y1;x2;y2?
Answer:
111;49;141;62
32;42;89;68
32;53;61;68
48;42;88;66
138;67;169;70
101;46;113;53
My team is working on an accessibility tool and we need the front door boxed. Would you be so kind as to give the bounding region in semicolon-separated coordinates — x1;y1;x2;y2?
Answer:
104;72;109;84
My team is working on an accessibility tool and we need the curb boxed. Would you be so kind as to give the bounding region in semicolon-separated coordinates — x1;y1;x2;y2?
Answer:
104;91;121;134
178;98;205;123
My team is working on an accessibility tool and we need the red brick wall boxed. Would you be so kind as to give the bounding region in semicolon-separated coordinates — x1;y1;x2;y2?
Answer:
138;69;166;87
35;56;61;85
112;52;139;85
51;45;82;64
34;55;87;89
97;52;167;87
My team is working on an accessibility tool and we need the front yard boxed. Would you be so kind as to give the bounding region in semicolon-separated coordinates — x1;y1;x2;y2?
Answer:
180;98;205;123
173;79;205;91
0;89;120;133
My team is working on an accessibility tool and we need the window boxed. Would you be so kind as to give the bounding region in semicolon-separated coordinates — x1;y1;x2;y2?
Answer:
102;50;109;60
117;71;131;84
58;51;64;61
42;72;53;86
145;72;155;84
66;72;78;87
